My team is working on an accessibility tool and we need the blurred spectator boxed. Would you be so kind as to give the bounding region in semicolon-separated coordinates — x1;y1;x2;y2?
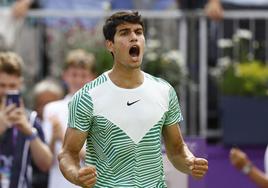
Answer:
175;0;224;133
0;0;43;107
0;51;52;188
220;0;268;62
178;0;223;21
42;49;96;188
230;147;268;187
205;0;223;21
0;0;39;50
31;78;64;188
176;0;223;64
7;0;32;18
175;0;223;68
32;78;64;120
41;0;109;79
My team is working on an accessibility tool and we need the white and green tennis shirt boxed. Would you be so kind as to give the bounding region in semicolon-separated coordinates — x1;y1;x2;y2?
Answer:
68;71;183;188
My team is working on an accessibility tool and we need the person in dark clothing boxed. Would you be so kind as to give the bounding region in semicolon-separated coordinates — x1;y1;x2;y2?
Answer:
0;52;52;188
178;0;223;20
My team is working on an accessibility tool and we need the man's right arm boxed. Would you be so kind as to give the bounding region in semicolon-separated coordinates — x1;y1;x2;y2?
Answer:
58;127;97;187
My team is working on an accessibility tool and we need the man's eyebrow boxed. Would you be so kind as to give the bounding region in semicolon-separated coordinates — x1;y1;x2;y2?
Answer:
118;27;143;33
135;28;143;31
118;28;130;33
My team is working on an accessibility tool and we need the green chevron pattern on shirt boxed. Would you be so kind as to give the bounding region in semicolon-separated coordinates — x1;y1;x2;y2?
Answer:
68;72;182;187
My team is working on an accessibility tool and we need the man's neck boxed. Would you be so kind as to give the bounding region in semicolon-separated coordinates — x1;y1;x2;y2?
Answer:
108;68;144;89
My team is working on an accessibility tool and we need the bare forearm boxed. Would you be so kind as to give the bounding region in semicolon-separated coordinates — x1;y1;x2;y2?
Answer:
163;125;208;178
30;138;53;172
248;166;268;188
167;143;194;174
58;151;81;186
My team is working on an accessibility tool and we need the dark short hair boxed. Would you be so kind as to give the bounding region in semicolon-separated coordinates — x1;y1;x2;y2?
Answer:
103;11;144;42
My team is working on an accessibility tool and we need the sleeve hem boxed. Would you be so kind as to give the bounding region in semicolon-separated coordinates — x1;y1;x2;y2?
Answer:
164;116;183;127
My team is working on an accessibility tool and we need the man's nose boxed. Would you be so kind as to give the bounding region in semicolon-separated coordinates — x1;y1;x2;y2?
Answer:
130;32;138;42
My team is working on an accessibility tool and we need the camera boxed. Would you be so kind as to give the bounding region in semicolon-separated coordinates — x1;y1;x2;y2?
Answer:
5;90;20;107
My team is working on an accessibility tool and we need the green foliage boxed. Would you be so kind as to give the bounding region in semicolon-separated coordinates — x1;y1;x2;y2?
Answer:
141;45;186;93
219;61;268;96
142;55;183;88
91;48;113;75
217;29;268;97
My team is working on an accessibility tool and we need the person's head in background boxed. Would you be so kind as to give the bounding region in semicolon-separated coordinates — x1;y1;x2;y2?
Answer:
0;52;23;101
32;78;64;120
62;49;96;95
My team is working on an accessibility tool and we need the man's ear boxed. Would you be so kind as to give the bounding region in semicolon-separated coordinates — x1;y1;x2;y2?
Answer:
105;40;113;53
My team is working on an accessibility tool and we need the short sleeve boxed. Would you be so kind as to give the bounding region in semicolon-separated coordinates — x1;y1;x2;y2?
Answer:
164;87;183;126
68;90;93;132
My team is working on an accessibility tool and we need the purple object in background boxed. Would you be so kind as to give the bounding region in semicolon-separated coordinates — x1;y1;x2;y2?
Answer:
163;137;265;188
185;137;207;188
184;137;266;188
206;145;265;188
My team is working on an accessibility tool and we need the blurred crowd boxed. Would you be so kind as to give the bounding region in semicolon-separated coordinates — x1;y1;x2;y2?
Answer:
0;49;96;188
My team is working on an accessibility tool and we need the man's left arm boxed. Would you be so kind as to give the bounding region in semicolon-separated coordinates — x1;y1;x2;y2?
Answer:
162;124;208;179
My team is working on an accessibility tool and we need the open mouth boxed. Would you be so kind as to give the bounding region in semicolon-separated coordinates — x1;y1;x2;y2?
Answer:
129;45;140;57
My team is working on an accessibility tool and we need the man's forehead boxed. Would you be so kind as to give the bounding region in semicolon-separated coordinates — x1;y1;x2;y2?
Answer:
116;23;143;31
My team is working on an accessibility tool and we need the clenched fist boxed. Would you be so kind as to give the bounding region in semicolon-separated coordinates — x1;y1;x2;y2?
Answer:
77;165;97;188
188;157;209;179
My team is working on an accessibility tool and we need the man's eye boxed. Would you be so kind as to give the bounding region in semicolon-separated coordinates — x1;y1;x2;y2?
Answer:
136;30;143;35
120;31;128;36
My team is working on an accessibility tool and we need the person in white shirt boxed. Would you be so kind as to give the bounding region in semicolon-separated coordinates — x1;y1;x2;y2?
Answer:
31;78;64;188
58;10;208;188
42;49;96;188
0;0;35;50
